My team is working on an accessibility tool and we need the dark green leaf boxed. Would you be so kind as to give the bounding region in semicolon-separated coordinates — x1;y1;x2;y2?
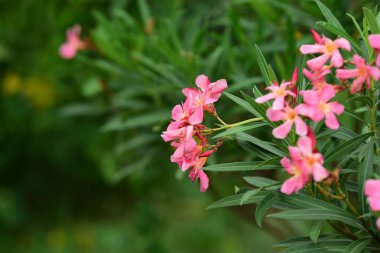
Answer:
363;7;380;34
203;161;277;172
343;238;372;253
212;122;267;139
310;220;324;243
359;141;374;214
255;193;279;227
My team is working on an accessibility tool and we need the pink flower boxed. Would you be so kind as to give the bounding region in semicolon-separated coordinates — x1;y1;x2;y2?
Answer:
300;33;351;70
369;34;380;66
365;179;380;212
336;55;380;93
59;25;86;59
267;106;307;139
189;157;209;192
182;75;228;123
255;81;296;110
280;157;309;195
297;85;344;129
289;137;329;182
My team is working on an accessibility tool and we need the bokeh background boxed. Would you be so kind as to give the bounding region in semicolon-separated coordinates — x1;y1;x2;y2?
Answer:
0;0;378;252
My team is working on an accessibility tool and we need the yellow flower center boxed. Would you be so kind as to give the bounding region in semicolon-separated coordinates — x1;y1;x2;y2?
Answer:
358;67;367;77
318;102;330;112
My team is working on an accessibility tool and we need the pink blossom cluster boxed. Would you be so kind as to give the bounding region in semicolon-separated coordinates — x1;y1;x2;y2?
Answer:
161;75;227;192
59;25;87;59
365;179;380;229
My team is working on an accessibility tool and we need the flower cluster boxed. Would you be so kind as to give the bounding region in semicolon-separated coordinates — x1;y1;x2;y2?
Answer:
59;25;87;59
161;75;227;192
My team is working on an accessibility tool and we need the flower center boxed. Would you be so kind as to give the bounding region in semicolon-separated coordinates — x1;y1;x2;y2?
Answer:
358;67;367;77
275;87;285;97
325;42;336;54
318;102;330;112
306;156;316;167
287;109;297;121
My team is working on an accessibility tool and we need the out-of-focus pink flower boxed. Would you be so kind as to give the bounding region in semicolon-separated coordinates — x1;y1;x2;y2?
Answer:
300;32;351;70
365;179;380;212
267;106;307;139
369;34;380;66
255;81;296;110
59;25;86;59
297;85;344;129
182;75;228;123
189;157;209;192
280;157;309;195
336;55;380;93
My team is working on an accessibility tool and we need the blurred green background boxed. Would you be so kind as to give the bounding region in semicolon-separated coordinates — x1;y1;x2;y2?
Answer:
0;0;378;252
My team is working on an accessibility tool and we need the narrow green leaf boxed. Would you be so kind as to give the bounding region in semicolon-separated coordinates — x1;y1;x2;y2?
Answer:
359;140;374;214
255;194;279;227
324;132;373;164
347;95;374;107
343;238;372;253
244;176;280;189
254;45;272;86
363;7;380;34
310;220;325;243
268;209;365;230
207;192;268;209
315;0;345;31
224;92;258;116
212;123;267;139
253;156;281;170
240;188;261;205
236;132;286;156
203;161;277;172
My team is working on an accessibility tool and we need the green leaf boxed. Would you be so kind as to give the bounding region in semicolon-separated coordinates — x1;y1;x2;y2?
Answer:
224;92;258;116
253;156;281;170
359;140;374;214
343;238;372;253
236;132;286;156
268;209;365;230
324;132;373;164
347;95;374;108
279;239;352;253
244;177;280;189
373;155;380;166
255;193;279;227
310;220;324;243
254;45;272;86
207;192;268;209
315;0;345;31
363;7;380;34
212;123;267;139
240;188;261;205
203;161;277;172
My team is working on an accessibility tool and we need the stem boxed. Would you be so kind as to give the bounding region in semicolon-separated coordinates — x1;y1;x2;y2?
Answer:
201;117;265;134
213;112;228;126
336;186;360;217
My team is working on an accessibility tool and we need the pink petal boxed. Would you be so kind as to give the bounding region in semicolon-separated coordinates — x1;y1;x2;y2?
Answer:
195;75;210;91
376;54;380;67
325;112;339;129
350;76;366;94
182;88;199;98
280;157;292;173
368;66;380;80
59;43;77;59
352;54;365;67
171;104;183;121
273;121;293;139
289;147;302;161
189;107;203;125
198;169;209;192
329;102;344;115
368;197;380;212
297;137;312;154
334;38;351;51
300;44;325;54
336;69;359;79
307;54;330;70
312;163;329;182
365;179;380;197
267;108;285;121
255;93;275;104
369;34;380;49
211;79;228;98
272;96;285;110
281;176;304;195
295;104;313;118
377;218;380;230
300;90;319;106
319;85;336;102
294;118;308;136
331;51;343;68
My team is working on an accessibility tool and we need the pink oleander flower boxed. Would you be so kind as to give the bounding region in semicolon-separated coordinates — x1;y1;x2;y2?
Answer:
280;157;309;195
255;81;296;110
369;34;380;66
300;32;351;70
171;98;196;124
267;106;307;139
365;179;380;212
289;136;329;182
170;134;198;171
182;75;228;124
303;68;344;93
59;25;86;59
297;85;344;129
189;156;209;192
336;55;380;94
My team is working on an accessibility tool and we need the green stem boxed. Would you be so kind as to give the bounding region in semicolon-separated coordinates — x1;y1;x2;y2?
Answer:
201;117;264;134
